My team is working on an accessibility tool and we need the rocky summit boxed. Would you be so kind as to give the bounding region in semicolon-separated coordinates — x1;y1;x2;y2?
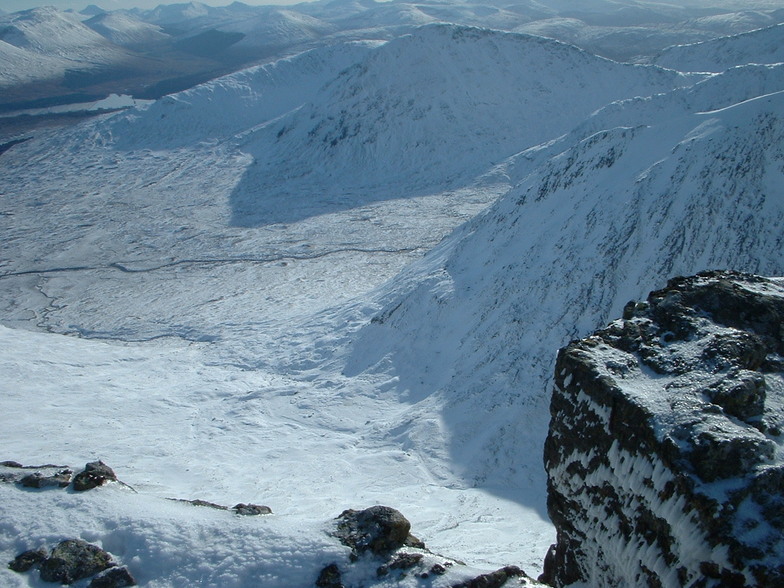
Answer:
543;271;784;587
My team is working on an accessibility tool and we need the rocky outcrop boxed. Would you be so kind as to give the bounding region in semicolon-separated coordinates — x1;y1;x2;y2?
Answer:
316;563;344;588
451;565;525;588
9;543;135;586
334;506;419;556
36;539;115;584
1;460;120;492
232;502;272;516
326;506;541;587
73;461;117;492
20;469;73;489
543;271;784;587
88;566;137;588
8;548;48;572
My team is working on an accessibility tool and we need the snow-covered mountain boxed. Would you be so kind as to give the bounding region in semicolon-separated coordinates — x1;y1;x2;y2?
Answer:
655;22;784;71
0;6;142;104
226;25;695;222
0;7;126;61
0;23;698;340
214;8;336;53
4;1;784;115
140;1;216;26
1;5;783;587
84;12;169;48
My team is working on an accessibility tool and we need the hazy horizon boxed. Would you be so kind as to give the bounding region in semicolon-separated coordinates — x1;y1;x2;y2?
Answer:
6;0;784;14
1;0;312;12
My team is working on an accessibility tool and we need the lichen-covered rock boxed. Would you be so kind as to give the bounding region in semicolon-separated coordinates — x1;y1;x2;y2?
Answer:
39;539;115;584
334;506;413;555
72;461;116;492
88;566;137;588
8;547;48;572
544;271;784;587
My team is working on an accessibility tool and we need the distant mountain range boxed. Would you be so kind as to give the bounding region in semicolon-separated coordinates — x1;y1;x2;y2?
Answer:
2;0;784;114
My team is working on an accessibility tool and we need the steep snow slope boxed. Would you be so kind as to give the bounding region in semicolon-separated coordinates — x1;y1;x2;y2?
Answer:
343;68;784;501
655;22;784;71
85;12;169;47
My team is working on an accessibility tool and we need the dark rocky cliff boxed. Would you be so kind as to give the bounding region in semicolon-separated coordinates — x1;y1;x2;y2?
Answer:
543;271;784;587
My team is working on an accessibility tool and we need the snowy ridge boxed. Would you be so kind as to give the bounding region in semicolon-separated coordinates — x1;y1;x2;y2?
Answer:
76;24;697;222
141;1;215;26
232;25;694;205
655;22;784;72
106;39;381;149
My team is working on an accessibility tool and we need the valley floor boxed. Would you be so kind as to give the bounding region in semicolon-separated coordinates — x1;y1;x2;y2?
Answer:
0;126;553;586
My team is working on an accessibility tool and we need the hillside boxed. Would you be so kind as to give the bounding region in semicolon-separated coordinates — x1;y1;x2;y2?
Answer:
230;25;695;223
655;22;784;71
343;65;784;496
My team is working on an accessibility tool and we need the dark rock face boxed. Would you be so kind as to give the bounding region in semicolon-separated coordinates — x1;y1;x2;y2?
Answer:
376;552;423;577
20;469;73;489
39;539;115;584
544;271;784;587
334;506;413;556
315;563;344;588
72;461;117;491
450;565;524;588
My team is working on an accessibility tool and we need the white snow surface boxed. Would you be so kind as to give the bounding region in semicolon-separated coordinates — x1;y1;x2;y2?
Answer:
1;16;783;588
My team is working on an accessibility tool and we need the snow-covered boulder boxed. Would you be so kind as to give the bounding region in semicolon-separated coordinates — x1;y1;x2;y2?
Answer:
544;271;784;587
